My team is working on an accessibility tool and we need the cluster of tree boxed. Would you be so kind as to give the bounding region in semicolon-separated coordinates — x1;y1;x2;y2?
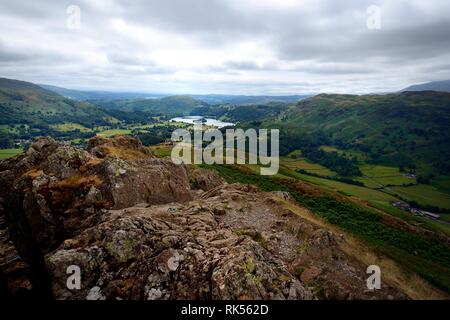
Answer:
433;161;450;175
299;148;362;177
278;131;331;156
102;109;156;124
135;125;180;146
0;136;14;148
190;103;286;123
277;131;361;177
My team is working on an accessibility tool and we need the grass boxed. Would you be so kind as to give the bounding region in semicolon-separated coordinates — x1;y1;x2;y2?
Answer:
281;157;337;177
390;184;450;210
279;165;397;202
358;164;416;187
96;129;132;137
0;148;23;159
149;144;173;158
51;123;91;132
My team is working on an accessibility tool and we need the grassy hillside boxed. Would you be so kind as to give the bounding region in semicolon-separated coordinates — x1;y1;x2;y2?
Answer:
40;84;163;101
203;163;450;293
263;91;450;178
0;78;115;127
0;78;120;147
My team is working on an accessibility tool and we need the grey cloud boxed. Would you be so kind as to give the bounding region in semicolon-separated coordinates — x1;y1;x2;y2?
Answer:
0;0;449;94
223;60;265;71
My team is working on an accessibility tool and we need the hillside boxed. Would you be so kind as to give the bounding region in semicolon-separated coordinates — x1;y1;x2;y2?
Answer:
191;94;309;105
40;84;165;101
91;95;207;117
0;78;117;146
402;80;450;93
191;103;288;123
262;91;450;177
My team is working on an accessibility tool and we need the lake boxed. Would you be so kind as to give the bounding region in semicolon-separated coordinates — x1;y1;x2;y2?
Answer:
170;116;235;128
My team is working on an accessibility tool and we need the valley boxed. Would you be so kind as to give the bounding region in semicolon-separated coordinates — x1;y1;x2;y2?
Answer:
1;78;449;220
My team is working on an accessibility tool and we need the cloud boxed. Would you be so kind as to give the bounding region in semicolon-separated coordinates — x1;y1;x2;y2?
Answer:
0;0;449;94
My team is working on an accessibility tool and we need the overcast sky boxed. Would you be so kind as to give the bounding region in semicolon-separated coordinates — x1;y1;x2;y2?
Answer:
1;0;450;94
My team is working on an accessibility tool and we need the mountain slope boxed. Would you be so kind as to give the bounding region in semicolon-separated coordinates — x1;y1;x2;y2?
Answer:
402;80;450;93
0;78;115;127
40;84;165;101
262;91;450;176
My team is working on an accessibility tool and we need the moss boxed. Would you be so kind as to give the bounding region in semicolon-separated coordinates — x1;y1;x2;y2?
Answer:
105;238;135;263
245;259;256;274
279;274;291;282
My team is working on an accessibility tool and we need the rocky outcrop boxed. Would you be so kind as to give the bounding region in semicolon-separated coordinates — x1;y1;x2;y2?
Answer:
0;136;409;300
0;136;190;298
86;135;152;160
188;167;224;191
45;202;312;300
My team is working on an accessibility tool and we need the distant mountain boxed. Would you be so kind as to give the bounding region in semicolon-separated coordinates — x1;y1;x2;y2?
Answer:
39;84;166;101
191;94;310;105
402;80;450;93
40;84;310;105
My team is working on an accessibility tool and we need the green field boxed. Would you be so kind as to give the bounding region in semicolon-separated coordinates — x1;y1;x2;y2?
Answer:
0;148;23;159
51;123;91;132
278;163;450;235
97;129;132;137
358;164;416;188
149;144;173;158
282;156;337;177
390;184;450;210
279;165;397;202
